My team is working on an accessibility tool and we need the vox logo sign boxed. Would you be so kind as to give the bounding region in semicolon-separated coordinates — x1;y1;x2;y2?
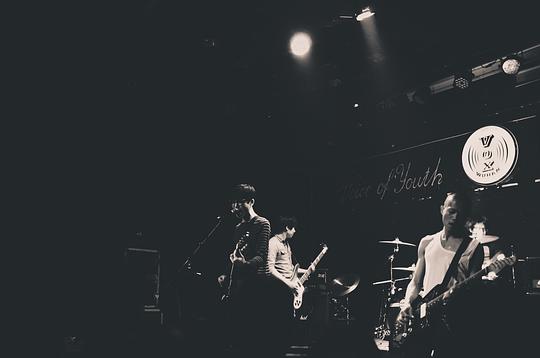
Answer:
462;126;518;186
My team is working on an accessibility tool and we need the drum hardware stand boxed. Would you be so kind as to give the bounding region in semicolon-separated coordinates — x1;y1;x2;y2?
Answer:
344;296;351;326
374;243;400;340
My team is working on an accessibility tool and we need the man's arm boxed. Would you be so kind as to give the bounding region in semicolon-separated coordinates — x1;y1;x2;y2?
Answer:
244;218;271;270
403;239;427;305
398;236;431;323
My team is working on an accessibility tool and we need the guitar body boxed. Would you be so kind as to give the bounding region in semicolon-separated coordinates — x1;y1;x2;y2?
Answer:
291;245;328;310
291;264;305;309
221;233;249;302
392;284;445;352
391;255;516;353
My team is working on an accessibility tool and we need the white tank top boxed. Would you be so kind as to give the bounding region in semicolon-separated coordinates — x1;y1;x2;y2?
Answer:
421;230;480;296
422;231;454;296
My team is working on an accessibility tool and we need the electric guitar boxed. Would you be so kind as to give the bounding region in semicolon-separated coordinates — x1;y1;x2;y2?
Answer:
392;254;516;351
292;244;328;309
221;232;249;302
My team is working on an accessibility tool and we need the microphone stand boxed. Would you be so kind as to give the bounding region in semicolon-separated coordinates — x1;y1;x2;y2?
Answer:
180;213;230;273
173;213;231;326
509;244;517;289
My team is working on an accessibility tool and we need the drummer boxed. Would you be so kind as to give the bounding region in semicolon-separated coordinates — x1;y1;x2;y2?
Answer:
467;216;506;274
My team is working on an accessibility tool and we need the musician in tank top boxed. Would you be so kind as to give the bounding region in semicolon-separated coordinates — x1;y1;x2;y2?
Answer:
396;191;484;358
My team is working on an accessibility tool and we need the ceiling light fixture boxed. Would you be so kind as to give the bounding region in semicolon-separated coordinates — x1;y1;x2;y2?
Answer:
356;7;375;22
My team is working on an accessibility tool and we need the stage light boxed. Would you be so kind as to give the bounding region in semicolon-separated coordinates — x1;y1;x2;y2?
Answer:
453;71;473;90
289;32;312;57
501;56;521;75
356;7;375;21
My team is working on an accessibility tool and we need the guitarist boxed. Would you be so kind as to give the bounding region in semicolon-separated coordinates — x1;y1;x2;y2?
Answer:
226;184;272;358
267;216;308;295
267;216;308;355
396;191;484;358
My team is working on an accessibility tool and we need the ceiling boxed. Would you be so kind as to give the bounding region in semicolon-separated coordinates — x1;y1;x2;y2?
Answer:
40;0;540;177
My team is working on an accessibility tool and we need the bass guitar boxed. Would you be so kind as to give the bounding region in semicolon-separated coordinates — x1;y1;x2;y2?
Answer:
392;254;516;351
292;244;328;309
221;231;249;302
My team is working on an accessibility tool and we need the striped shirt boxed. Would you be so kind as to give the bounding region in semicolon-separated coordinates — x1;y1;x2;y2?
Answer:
234;215;271;277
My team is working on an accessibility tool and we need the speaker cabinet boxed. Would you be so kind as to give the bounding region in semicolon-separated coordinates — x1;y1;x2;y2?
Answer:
124;247;161;308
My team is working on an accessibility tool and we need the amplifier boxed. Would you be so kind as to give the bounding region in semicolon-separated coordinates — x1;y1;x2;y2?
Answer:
305;269;328;291
524;257;540;294
143;307;164;326
124;247;161;307
512;256;540;294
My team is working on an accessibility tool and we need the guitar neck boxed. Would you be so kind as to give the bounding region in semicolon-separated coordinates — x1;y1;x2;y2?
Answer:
299;249;326;284
424;266;488;311
424;255;519;312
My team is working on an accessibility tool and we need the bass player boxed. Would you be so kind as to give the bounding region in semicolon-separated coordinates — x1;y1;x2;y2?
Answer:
267;216;310;355
395;191;485;357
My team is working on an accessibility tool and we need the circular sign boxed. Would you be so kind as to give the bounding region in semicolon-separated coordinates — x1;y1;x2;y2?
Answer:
461;125;518;185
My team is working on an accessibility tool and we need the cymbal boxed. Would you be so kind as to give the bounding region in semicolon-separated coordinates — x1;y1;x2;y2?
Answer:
372;277;410;286
392;265;416;272
378;238;416;247
329;274;360;297
476;235;500;244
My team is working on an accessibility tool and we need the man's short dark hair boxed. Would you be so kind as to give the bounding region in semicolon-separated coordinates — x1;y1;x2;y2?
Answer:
467;215;488;231
230;183;257;202
442;190;472;216
275;216;298;234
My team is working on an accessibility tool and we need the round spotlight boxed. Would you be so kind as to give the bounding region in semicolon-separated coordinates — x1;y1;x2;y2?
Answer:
289;32;312;58
501;57;521;75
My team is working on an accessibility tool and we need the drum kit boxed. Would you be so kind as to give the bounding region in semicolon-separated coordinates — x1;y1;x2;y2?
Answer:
372;238;417;346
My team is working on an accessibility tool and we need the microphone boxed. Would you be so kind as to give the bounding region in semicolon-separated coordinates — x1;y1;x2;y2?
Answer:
217;208;239;220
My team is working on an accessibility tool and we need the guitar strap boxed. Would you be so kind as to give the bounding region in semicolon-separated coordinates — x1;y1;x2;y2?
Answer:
440;235;471;289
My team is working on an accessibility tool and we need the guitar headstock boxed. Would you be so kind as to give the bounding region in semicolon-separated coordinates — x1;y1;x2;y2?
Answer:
320;244;329;255
235;231;250;252
319;243;328;253
487;254;516;274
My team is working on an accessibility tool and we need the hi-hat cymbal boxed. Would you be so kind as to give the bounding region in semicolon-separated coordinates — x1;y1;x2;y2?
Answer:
378;238;416;247
329;274;360;297
372;277;411;286
476;235;500;244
